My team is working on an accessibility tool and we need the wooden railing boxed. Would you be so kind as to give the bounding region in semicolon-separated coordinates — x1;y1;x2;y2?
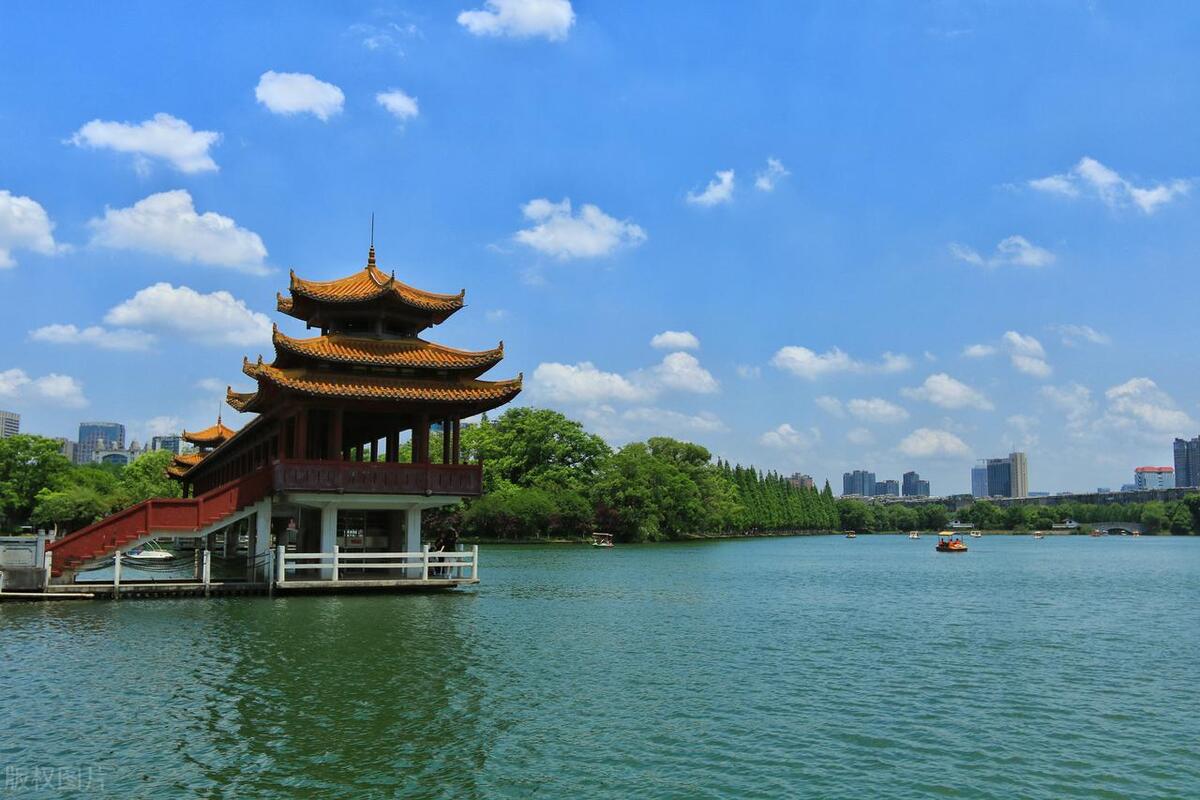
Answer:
273;459;483;496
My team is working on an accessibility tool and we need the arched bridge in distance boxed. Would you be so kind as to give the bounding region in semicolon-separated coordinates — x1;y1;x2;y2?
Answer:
1089;521;1145;535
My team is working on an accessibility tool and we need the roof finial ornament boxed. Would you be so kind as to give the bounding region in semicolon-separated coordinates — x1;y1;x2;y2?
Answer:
368;213;376;268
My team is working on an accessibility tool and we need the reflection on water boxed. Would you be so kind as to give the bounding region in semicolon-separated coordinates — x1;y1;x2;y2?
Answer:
2;536;1199;798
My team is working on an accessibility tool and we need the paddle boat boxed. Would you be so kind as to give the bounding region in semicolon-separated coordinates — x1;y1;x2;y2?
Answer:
845;531;857;539
1033;531;1045;539
934;531;968;553
969;531;982;539
908;531;920;540
126;541;174;560
591;532;615;548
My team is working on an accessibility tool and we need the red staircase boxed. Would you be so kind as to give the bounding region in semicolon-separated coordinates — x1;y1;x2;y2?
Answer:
46;467;274;578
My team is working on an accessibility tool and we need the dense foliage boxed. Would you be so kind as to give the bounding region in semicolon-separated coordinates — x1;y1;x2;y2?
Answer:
0;435;180;533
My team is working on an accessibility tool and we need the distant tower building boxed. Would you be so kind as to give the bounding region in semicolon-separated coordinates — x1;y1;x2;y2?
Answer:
1175;436;1200;488
77;422;125;465
52;438;77;462
916;478;930;497
971;464;988;498
1009;451;1028;498
151;434;186;455
986;458;1012;498
902;470;926;497
0;410;19;438
842;470;876;496
1134;466;1175;490
875;479;899;496
788;473;814;490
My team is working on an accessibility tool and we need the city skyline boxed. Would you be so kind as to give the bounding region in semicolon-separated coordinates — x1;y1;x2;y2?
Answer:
2;3;1199;493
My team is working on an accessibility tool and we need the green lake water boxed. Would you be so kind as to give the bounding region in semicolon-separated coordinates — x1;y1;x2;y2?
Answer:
2;534;1198;798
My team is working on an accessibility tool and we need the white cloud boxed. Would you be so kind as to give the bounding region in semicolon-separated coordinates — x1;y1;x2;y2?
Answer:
897;428;970;458
485;309;509;322
735;364;761;379
144;415;183;437
514;197;646;260
104;283;272;348
0;368;87;408
1002;330;1051;378
0;190;68;268
350;21;420;53
902;373;993;410
531;361;650;403
376;89;419;122
770;346;912;380
1051;323;1110;347
650;330;700;350
760;423;820;450
652;352;718;394
686;169;735;206
754;157;789;192
1041;383;1095;437
814;395;844;417
29;324;153;351
950;235;1055;268
847;397;909;424
1006;414;1040;449
962;343;997;358
88;190;268;274
1102;378;1195;437
621;407;727;433
69;113;219;174
1029;156;1190;214
457;0;574;41
255;71;345;121
846;427;874;445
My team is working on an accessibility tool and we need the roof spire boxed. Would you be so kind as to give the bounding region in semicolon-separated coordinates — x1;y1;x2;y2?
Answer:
367;213;376;268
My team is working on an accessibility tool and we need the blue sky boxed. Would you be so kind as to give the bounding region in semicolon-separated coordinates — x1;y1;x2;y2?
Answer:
1;1;1198;494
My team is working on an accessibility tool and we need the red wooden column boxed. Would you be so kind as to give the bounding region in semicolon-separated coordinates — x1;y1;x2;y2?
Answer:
330;408;344;461
294;409;308;459
386;430;399;463
451;419;461;464
370;439;379;462
412;415;430;464
442;418;451;464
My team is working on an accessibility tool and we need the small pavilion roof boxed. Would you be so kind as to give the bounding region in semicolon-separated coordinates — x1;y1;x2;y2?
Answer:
182;419;237;447
272;327;503;372
166;452;206;479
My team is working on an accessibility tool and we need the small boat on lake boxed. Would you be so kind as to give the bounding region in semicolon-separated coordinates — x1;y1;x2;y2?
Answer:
845;531;857;539
1033;531;1045;539
908;531;920;540
969;532;982;539
934;531;967;553
126;542;174;560
591;532;614;548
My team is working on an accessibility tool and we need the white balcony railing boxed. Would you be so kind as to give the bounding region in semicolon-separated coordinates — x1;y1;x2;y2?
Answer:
275;545;478;583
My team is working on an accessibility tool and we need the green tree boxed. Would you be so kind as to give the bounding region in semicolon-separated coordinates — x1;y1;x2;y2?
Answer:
462;407;611;492
0;435;72;529
31;485;114;533
116;450;182;505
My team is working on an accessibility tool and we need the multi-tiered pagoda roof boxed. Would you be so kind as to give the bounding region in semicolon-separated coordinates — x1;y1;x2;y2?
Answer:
166;418;238;478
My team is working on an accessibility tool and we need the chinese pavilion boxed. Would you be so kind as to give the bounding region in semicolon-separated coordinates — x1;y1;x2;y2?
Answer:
46;244;519;585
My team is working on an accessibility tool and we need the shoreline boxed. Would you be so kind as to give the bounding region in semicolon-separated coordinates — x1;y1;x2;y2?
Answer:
461;528;1187;545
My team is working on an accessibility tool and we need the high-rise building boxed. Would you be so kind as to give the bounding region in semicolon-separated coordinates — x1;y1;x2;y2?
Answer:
787;473;814;490
971;464;988;498
151;434;186;455
986;458;1012;498
902;470;929;497
874;479;899;496
1009;451;1028;498
0;410;19;438
842;469;876;496
1175;436;1200;488
77;422;125;464
52;438;77;462
1134;466;1175;490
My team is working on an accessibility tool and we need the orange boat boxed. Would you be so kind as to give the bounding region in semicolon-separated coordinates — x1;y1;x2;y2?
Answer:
935;531;968;552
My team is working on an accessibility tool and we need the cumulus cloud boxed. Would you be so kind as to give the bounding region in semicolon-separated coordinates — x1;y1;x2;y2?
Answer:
1102;378;1195;437
514;197;646;260
754;157;790;192
1051;323;1110;347
457;0;575;41
104;283;272;348
376;89;419;122
814;396;845;417
902;373;993;410
846;427;875;445
897;427;970;458
532;361;650;403
760;423;820;450
652;351;718;394
87;190;268;274
29;324;153;351
949;235;1055;268
1029;156;1190;214
255;71;345;121
620;407;727;433
69;113;219;174
962;343;997;358
770;346;912;380
0;368;87;408
0;190;69;268
847;397;909;424
650;330;700;350
1040;383;1095;437
1002;330;1051;378
686;169;735;206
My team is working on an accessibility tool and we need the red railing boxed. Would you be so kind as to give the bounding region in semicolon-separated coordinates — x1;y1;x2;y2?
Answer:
45;467;274;576
273;460;482;497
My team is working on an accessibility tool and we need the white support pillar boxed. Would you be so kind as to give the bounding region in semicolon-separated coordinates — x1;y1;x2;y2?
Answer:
202;549;212;596
421;544;430;581
276;545;286;585
406;506;422;579
472;544;479;581
253;499;272;583
43;552;52;591
331;545;340;582
113;550;122;599
320;505;338;579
